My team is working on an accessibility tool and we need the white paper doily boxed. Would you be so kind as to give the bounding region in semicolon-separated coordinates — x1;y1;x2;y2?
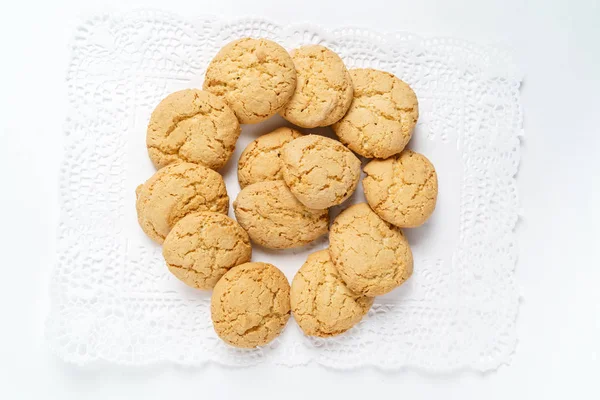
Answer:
47;10;522;371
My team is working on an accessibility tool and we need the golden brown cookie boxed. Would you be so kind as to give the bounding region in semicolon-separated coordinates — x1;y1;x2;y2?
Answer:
233;180;329;249
135;162;229;244
329;203;413;296
291;249;373;337
162;212;252;290
281;134;361;209
237;127;303;188
363;150;438;228
146;89;241;170
279;45;353;128
211;262;291;348
203;38;297;124
332;68;419;158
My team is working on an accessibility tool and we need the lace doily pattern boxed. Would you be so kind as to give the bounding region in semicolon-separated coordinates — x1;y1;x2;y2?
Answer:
47;11;522;371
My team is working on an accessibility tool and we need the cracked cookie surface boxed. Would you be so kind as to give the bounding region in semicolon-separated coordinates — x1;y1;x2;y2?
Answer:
291;249;373;337
233;180;329;249
162;212;252;290
279;45;353;128
135;162;229;244
203;38;297;124
237;127;303;188
146;89;241;170
329;203;413;296
363;150;438;228
211;262;291;348
332;68;419;158
281;134;361;210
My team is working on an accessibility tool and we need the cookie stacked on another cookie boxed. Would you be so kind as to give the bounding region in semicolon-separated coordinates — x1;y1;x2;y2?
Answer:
133;36;438;347
280;45;353;128
291;249;373;337
135;162;229;244
329;203;414;296
332;68;419;159
281;134;361;210
162;212;252;290
203;38;297;124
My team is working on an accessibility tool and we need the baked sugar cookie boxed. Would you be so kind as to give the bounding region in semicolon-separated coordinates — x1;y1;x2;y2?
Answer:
291;249;373;337
279;45;353;128
332;68;418;158
233;180;329;249
162;212;252;290
363;150;438;227
237;127;303;188
135;162;229;244
281;134;361;210
203;38;297;124
329;203;413;296
146;89;240;170
211;262;290;348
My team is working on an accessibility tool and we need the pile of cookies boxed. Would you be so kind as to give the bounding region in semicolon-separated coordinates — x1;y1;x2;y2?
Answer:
135;38;438;348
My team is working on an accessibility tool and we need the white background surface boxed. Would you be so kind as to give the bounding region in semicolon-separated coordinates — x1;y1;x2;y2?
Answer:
0;0;598;398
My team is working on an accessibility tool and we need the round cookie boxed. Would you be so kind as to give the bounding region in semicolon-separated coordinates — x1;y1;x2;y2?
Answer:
203;38;297;124
163;212;252;290
291;249;373;337
237;127;303;188
211;262;291;348
332;68;419;159
135;162;229;244
233;180;329;249
281;134;361;209
279;45;353;128
146;89;241;170
329;203;413;296
363;150;438;228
